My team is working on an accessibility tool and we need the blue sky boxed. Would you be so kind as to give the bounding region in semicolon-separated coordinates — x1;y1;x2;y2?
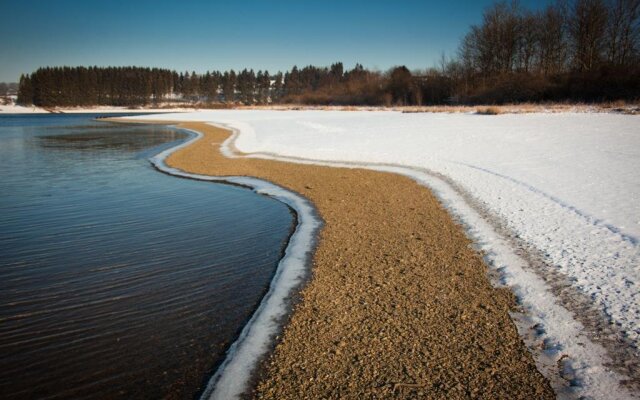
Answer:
0;0;554;82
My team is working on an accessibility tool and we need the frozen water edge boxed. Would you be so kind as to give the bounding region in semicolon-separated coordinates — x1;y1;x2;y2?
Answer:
129;112;639;399
124;111;640;357
213;120;638;400
149;129;322;400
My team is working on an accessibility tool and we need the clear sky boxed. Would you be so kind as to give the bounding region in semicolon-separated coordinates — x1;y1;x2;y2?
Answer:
0;0;554;82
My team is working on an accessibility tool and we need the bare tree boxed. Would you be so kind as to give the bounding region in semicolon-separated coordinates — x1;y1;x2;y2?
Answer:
439;52;448;74
486;1;522;73
606;0;640;65
537;3;568;74
569;0;608;70
459;27;481;74
459;1;523;75
517;10;540;72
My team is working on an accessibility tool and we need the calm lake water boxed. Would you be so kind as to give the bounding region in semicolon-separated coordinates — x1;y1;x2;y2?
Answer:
0;114;294;399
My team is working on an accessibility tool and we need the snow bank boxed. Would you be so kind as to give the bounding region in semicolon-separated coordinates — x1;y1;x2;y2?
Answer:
0;104;48;114
123;110;640;399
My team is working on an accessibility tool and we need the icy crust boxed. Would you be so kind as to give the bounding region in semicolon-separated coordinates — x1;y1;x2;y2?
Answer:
124;111;640;399
149;130;321;400
377;166;638;400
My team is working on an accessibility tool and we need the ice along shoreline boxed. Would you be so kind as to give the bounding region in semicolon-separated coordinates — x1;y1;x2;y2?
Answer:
118;112;638;399
147;126;322;399
209;118;638;399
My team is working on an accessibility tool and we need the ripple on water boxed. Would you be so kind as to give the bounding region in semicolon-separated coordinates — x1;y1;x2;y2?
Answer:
0;114;295;399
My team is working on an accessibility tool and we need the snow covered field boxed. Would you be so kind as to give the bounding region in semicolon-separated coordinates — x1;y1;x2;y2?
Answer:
125;110;639;398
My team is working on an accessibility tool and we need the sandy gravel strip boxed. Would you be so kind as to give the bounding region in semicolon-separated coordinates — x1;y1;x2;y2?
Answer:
113;120;554;399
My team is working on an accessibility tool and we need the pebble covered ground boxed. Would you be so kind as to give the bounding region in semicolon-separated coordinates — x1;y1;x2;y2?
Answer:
152;121;554;399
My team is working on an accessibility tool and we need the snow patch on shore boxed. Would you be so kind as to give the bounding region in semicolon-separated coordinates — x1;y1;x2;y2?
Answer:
123;110;640;399
0;104;48;114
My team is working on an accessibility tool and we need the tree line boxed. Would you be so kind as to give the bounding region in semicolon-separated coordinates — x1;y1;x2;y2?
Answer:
17;0;640;107
452;0;640;103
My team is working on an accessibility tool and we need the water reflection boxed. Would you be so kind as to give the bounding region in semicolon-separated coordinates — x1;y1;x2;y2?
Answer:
37;130;183;152
0;115;293;399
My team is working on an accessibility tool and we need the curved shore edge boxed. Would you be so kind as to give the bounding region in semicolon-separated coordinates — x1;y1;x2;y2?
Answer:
111;117;636;399
210;120;638;399
149;128;322;399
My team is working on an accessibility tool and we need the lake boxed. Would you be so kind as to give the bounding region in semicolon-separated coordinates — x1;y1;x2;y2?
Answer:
0;114;294;399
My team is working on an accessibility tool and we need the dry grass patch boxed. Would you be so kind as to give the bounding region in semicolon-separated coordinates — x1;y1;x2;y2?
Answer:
476;106;503;115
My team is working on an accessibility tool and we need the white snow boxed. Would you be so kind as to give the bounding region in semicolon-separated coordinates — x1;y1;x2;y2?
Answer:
121;110;640;399
0;104;48;114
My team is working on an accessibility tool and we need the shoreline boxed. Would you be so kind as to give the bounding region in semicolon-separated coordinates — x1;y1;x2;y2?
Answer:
213;120;640;397
112;118;557;398
145;125;323;399
104;120;324;397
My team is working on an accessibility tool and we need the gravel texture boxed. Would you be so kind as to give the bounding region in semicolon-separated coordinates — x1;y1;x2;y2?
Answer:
130;121;554;399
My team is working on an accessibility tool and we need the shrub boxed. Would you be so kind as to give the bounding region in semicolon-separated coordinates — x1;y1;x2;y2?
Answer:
476;106;502;115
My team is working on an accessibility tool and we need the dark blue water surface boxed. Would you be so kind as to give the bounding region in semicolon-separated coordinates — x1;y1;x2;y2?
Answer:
0;114;294;399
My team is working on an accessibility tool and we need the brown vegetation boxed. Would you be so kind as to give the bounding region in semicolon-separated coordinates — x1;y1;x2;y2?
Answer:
476;106;503;115
228;101;640;114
